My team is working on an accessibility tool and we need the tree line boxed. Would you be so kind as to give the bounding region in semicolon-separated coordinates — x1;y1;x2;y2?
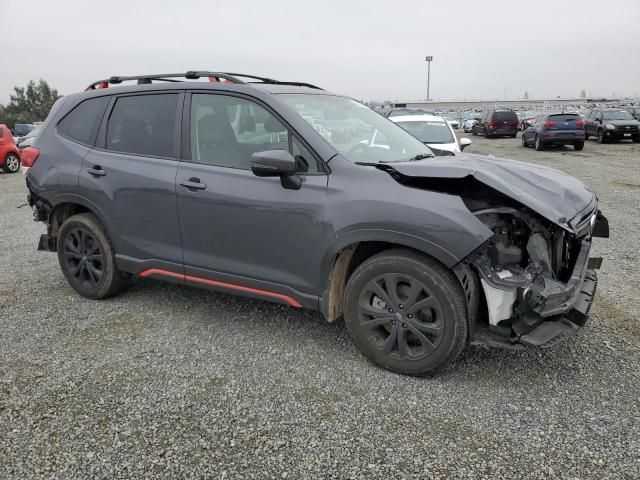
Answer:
0;80;61;129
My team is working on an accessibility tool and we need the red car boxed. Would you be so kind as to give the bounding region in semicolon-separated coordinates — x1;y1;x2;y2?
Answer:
0;124;21;173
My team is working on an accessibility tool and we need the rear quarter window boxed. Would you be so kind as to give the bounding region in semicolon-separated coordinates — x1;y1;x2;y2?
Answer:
58;96;110;146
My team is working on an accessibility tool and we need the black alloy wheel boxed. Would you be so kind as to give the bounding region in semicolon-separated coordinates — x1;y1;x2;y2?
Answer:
356;273;444;360
344;249;467;375
62;227;105;288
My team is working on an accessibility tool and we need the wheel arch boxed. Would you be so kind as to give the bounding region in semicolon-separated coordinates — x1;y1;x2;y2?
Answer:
319;230;464;322
46;195;113;249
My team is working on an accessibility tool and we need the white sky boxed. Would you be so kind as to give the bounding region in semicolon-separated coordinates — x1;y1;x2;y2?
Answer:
1;0;639;103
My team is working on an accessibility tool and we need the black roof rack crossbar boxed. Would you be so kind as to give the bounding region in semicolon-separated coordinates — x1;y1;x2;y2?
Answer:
86;71;323;91
86;71;247;90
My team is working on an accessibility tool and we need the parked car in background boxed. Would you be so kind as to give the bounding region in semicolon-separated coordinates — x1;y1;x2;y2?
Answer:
462;118;477;133
520;117;535;131
390;114;471;154
585;109;640;143
13;123;35;138
386;108;435;118
444;116;460;129
622;106;640;120
16;126;42;151
0;124;22;173
521;113;585;151
472;109;518;138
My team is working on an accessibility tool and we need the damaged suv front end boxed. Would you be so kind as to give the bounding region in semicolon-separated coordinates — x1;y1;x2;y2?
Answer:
384;153;609;350
469;202;608;348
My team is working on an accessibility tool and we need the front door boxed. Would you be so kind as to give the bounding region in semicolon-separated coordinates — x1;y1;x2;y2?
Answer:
175;92;328;303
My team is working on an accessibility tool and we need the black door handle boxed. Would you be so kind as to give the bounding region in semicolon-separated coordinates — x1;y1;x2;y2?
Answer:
180;177;207;190
88;166;106;177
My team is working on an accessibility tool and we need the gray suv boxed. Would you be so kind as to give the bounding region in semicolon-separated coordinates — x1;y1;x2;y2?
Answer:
24;71;609;375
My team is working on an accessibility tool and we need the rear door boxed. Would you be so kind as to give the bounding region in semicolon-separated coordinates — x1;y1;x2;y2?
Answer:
79;92;184;268
175;92;328;303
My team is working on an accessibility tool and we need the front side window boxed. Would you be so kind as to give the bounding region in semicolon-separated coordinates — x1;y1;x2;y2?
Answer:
58;96;109;146
106;94;180;158
395;120;455;144
190;93;319;172
280;94;432;164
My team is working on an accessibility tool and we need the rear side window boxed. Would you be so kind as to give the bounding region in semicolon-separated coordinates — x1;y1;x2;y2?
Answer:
106;94;180;158
58;96;109;146
493;111;517;121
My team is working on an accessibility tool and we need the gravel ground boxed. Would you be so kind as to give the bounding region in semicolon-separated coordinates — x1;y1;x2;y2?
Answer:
1;135;639;479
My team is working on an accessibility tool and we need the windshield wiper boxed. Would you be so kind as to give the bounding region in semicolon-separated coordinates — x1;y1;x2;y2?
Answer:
406;153;434;161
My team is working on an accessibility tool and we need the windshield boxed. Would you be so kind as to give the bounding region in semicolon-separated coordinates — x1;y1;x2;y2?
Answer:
603;111;634;121
280;94;432;163
395;120;455;144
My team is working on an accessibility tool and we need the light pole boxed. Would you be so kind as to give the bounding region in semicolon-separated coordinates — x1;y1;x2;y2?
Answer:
425;56;433;101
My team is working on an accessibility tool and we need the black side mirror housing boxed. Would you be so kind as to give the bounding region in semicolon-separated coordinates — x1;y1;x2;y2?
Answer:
251;150;301;190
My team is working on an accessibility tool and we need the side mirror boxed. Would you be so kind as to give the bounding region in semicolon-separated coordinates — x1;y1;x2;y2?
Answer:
251;150;301;190
459;138;472;151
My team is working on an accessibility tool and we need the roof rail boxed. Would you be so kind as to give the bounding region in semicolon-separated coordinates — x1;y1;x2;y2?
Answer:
85;71;323;91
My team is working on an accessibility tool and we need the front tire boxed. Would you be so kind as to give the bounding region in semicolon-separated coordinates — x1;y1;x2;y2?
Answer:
57;213;130;299
633;136;640;143
521;134;528;147
343;249;467;376
4;153;20;173
597;129;606;144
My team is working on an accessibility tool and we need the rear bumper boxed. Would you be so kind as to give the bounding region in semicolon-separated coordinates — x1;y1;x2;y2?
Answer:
543;131;585;144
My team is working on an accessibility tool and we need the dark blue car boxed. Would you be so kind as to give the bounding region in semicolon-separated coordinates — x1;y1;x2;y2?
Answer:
522;113;585;151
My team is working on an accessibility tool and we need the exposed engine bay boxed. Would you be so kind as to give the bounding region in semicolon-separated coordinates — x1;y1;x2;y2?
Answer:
463;205;607;349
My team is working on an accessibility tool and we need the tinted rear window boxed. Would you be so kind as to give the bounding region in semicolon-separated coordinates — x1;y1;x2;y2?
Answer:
492;111;517;121
548;114;581;122
58;97;109;145
106;94;180;158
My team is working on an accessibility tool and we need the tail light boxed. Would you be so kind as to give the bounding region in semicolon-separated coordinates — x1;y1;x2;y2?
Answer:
576;121;585;127
21;147;40;168
488;122;495;129
543;121;557;127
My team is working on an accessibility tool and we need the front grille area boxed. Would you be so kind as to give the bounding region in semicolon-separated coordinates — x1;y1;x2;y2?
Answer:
615;125;638;133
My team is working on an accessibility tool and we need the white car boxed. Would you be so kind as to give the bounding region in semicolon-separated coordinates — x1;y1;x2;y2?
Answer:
389;114;471;154
444;116;460;129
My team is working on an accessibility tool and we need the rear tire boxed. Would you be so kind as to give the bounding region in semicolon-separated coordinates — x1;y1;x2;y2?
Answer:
57;213;130;299
534;135;544;151
574;142;584;151
4;153;20;173
343;249;467;376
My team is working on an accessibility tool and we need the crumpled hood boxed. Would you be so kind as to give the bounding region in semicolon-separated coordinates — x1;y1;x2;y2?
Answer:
388;153;595;228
